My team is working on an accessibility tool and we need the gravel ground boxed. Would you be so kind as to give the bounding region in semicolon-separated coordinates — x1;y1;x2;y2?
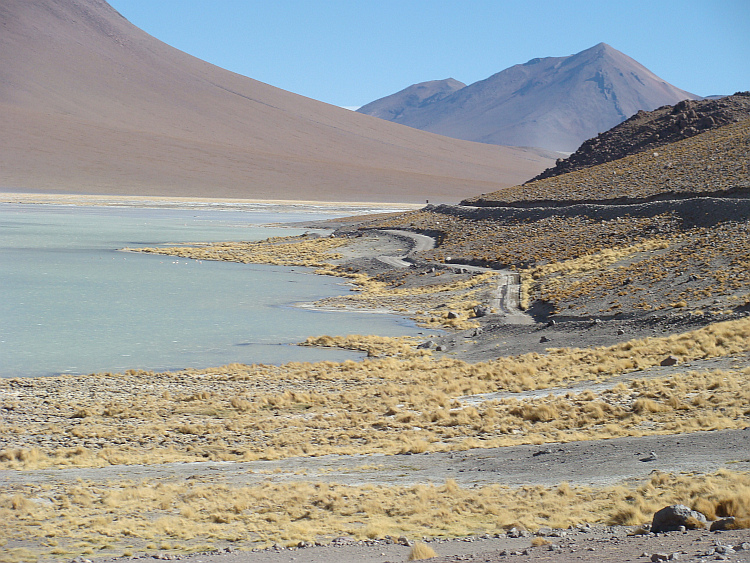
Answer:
61;523;750;563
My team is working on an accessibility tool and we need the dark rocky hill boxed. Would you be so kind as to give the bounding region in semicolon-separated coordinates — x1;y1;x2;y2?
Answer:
460;117;750;208
357;43;698;152
531;92;750;182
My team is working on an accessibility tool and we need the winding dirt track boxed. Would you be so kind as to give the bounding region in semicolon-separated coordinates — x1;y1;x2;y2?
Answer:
375;229;532;324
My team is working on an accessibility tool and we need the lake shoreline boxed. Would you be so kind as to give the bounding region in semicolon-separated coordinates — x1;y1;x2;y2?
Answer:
0;192;422;214
0;202;428;378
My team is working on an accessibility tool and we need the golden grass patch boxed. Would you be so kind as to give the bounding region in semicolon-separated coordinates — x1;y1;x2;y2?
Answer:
301;335;428;358
3;470;750;561
2;318;749;470
126;234;349;268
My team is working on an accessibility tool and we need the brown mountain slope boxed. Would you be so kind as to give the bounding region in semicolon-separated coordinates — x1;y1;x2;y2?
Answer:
358;43;699;152
0;0;554;203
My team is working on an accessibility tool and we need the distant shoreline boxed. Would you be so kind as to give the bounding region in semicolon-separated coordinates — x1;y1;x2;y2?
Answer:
0;192;423;214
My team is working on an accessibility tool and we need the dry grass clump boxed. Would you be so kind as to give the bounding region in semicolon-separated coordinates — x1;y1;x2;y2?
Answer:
126;234;350;268
301;335;428;358
408;542;438;560
3;470;749;561
530;537;551;547
2;318;749;470
463;119;750;205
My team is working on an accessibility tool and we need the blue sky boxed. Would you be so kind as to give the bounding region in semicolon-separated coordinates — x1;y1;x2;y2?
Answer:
108;0;749;109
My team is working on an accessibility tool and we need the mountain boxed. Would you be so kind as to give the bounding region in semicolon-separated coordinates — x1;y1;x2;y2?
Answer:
0;0;554;203
356;79;466;120
357;43;700;152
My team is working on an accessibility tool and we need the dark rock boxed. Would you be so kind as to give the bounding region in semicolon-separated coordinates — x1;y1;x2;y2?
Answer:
710;517;736;531
651;504;707;533
330;536;355;545
651;553;680;562
540;336;551;343
473;305;491;318
507;527;526;538
397;536;412;546
660;355;679;366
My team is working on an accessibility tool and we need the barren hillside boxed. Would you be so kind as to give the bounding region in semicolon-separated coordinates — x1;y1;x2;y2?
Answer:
0;0;553;202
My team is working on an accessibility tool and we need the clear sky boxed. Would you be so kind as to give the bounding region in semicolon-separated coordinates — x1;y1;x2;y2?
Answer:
108;0;749;109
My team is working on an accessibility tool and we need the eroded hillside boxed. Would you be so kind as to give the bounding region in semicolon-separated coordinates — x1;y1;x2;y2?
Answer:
360;118;750;322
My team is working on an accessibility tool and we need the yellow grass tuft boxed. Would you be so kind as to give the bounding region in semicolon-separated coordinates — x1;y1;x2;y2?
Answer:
408;542;438;560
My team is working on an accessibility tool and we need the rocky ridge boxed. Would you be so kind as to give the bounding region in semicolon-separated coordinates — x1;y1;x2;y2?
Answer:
531;92;750;182
460;116;749;207
359;110;750;337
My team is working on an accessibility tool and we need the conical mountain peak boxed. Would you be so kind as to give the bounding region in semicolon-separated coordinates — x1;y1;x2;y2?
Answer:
358;43;698;152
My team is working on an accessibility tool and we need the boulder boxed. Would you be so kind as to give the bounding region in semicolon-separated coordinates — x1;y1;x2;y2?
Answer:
707;517;750;531
660;355;679;366
473;305;491;318
651;504;707;533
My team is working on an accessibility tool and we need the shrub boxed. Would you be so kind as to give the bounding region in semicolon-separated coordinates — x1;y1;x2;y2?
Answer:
408;542;438;560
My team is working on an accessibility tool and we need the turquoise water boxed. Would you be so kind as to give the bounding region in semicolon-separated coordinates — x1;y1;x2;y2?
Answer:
0;204;422;377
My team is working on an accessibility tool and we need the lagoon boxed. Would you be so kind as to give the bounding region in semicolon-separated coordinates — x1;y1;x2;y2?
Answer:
0;204;422;377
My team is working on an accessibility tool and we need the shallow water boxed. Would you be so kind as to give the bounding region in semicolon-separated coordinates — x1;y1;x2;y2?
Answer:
0;204;422;377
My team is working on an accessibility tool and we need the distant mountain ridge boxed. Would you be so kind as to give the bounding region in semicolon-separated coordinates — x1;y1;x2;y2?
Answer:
357;78;466;121
357;43;699;152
